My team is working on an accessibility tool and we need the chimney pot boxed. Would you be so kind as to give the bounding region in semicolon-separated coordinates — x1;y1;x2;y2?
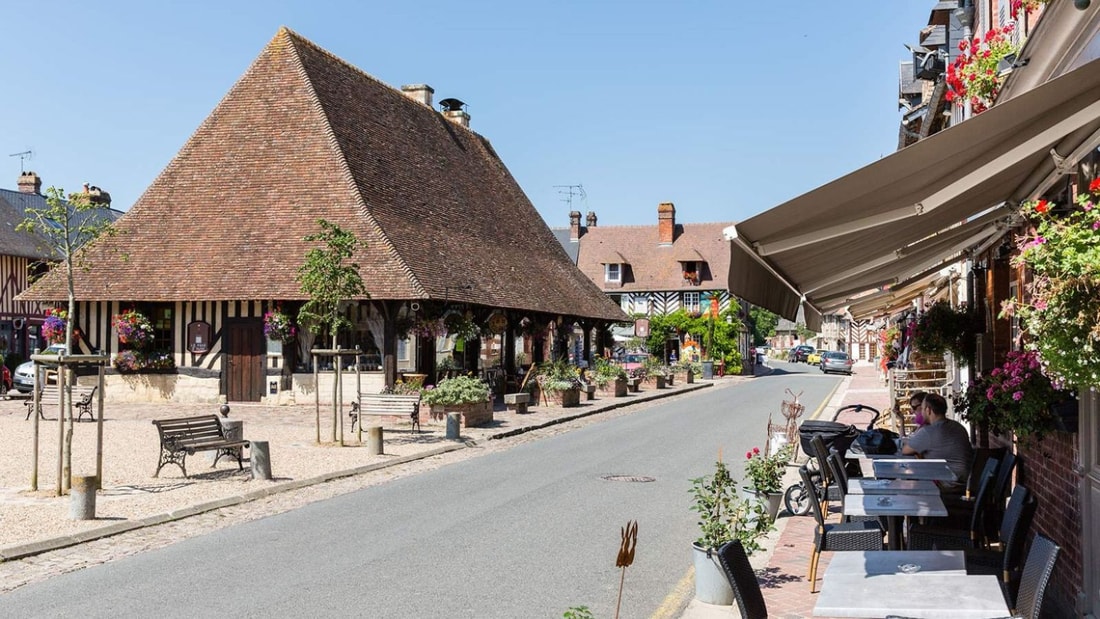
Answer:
401;84;434;108
439;98;471;128
569;210;582;242
658;202;676;245
17;171;42;194
586;211;597;228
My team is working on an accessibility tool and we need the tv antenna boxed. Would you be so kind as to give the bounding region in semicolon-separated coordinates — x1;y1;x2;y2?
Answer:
9;149;34;172
554;183;586;210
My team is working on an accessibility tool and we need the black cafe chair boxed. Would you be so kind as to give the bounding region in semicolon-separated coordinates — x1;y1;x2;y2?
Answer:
965;485;1037;603
801;465;884;593
716;540;768;619
908;457;998;551
826;451;884;526
1011;534;1060;619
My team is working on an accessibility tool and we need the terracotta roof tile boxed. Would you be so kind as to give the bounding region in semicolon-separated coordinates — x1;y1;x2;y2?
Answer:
22;28;625;322
573;222;735;293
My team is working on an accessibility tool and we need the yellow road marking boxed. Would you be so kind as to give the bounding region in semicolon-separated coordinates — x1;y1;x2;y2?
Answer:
650;565;695;619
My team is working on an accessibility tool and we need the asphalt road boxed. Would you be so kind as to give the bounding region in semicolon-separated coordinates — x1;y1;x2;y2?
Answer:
0;363;838;619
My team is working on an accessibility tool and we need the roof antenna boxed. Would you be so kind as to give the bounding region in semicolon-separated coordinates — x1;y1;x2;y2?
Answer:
554;183;586;210
9;149;34;172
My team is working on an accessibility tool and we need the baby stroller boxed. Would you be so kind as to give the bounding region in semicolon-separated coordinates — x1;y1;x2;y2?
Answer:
782;404;880;516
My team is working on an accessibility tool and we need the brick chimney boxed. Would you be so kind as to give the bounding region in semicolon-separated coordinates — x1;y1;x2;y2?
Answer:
18;171;41;194
586;211;597;228
401;84;434;107
440;97;470;128
658;202;676;245
569;211;582;242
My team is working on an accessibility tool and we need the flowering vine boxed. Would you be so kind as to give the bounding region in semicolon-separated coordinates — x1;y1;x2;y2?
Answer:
945;24;1019;114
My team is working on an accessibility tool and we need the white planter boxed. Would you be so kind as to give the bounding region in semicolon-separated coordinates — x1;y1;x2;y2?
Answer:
691;542;734;605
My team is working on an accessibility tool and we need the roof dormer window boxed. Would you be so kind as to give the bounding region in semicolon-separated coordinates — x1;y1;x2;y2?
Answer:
681;260;703;286
605;263;622;283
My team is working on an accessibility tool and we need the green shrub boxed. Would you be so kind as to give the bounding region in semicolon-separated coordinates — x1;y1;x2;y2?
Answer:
421;375;489;406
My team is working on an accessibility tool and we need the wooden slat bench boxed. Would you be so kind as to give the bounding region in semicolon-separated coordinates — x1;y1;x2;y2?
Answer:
350;393;421;433
24;385;98;422
151;414;250;478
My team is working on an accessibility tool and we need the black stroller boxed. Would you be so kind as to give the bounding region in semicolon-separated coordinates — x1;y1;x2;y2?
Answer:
782;404;881;516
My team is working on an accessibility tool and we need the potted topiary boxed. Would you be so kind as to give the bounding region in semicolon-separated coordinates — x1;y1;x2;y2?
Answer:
421;374;493;427
689;455;771;605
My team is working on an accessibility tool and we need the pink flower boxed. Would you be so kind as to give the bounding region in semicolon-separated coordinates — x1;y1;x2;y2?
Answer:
1013;391;1024;401
746;451;752;460
753;447;760;455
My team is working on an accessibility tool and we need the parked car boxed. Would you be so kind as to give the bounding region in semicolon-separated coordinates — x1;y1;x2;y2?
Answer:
820;351;854;375
619;353;650;373
806;349;826;365
788;345;814;363
13;344;66;393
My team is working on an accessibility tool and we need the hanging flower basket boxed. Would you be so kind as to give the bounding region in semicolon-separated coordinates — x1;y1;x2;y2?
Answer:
41;308;68;344
113;310;154;347
263;307;297;343
945;24;1019;114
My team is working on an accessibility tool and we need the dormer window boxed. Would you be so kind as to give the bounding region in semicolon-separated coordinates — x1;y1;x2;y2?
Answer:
605;263;622;283
681;260;704;285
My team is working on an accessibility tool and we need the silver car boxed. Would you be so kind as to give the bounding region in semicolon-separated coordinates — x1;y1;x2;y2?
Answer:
13;344;66;392
820;351;853;375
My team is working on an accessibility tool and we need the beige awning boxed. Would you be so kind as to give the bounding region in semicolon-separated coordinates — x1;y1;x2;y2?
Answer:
727;57;1100;322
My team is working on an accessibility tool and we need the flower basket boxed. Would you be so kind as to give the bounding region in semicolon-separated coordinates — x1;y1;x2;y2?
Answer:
41;308;68;344
263;307;297;343
112;310;155;347
954;350;1074;439
945;24;1019;114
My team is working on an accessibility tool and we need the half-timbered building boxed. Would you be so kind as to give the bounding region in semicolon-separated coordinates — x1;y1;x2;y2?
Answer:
0;172;121;372
19;27;626;403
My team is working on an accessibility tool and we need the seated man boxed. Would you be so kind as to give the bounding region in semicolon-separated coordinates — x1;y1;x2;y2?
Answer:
901;393;973;495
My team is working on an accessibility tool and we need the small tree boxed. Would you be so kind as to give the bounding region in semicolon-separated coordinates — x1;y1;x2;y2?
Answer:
18;186;115;493
749;306;778;346
296;219;367;349
296;219;366;443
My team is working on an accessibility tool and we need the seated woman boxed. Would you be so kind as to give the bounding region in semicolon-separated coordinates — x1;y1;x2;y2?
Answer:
901;393;973;495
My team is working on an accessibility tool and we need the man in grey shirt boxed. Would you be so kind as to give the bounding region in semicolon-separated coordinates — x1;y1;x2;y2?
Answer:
901;393;973;494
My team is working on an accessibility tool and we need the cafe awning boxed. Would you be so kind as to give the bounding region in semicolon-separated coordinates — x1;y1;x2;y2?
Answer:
727;57;1100;322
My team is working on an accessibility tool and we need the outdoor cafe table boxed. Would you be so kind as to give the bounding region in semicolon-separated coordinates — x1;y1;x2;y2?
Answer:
813;573;1010;618
848;478;939;496
872;459;956;482
824;550;967;576
844;493;947;550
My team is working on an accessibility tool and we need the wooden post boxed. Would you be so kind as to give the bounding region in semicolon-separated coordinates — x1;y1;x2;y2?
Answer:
96;363;105;489
355;359;362;443
56;365;64;496
382;301;398;390
314;357;320;444
31;364;40;491
337;359;344;447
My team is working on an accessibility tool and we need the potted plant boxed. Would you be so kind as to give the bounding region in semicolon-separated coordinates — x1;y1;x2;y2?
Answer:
262;306;296;343
944;23;1019;114
673;360;699;384
536;360;582;407
742;445;791;522
689;456;771;605
41;308;68;345
591;358;628;397
644;358;671;389
421;374;492;427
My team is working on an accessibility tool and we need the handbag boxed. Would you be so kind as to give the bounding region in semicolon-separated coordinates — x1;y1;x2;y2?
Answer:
856;428;899;455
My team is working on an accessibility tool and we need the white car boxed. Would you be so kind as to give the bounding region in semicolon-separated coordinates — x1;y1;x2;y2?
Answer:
13;344;66;393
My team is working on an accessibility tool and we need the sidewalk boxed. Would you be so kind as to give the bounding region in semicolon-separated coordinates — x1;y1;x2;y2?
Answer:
678;361;891;619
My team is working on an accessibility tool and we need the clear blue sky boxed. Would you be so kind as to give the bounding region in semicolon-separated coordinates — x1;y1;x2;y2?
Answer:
2;1;933;226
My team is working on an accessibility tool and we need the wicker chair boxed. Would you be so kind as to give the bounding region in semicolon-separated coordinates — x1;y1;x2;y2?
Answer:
908;457;998;551
716;540;768;619
966;485;1037;604
801;465;884;593
1012;534;1060;619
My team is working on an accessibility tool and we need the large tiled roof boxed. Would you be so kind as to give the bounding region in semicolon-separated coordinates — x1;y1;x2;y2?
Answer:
571;222;734;292
21;28;626;322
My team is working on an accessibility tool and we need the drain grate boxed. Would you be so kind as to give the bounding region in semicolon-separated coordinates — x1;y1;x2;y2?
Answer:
601;474;656;483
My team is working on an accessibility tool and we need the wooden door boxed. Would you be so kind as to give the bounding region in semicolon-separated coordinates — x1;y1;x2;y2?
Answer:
226;320;264;402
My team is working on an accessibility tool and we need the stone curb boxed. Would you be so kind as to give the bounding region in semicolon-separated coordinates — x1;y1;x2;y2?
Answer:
0;380;718;562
